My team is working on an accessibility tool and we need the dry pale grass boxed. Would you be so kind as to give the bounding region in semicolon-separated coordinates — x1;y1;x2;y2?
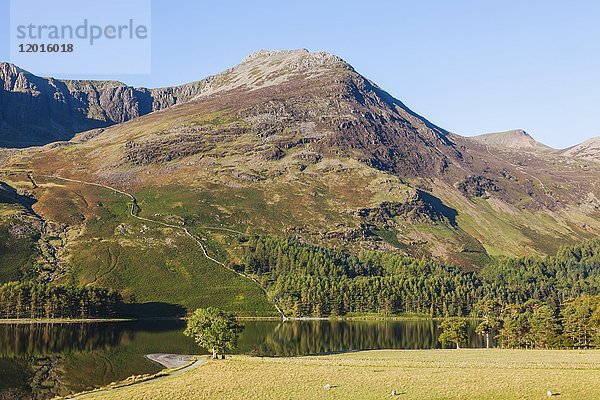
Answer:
81;349;600;400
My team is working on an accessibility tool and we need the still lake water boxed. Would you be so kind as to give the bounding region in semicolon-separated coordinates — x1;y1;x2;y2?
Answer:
0;319;488;399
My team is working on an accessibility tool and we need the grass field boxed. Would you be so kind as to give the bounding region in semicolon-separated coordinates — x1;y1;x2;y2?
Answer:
80;349;600;400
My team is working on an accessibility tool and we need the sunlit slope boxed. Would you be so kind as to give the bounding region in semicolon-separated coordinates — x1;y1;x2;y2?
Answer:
0;50;598;314
0;170;277;316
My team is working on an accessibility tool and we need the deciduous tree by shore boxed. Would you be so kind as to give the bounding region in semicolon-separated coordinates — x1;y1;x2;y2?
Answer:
183;307;244;358
438;317;468;349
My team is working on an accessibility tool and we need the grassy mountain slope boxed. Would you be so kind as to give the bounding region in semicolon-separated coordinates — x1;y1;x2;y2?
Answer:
0;170;277;316
0;49;598;315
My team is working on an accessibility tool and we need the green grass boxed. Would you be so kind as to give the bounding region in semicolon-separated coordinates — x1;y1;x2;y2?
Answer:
66;232;276;317
80;349;600;400
0;211;39;282
0;175;40;281
372;228;405;249
0;175;279;317
42;181;277;317
437;192;591;259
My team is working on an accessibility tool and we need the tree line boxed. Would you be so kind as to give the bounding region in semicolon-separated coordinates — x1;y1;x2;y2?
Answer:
0;281;122;319
237;236;600;318
439;295;600;349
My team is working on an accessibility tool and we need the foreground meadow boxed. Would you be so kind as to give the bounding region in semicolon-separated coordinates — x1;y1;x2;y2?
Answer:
80;349;600;400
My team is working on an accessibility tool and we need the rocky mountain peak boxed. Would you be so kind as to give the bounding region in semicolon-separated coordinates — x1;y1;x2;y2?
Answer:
0;62;207;147
188;49;354;100
0;49;361;148
0;62;33;92
0;62;23;76
243;48;310;61
242;48;351;70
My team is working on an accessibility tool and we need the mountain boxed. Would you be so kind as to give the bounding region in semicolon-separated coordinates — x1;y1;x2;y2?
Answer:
0;49;598;316
470;129;552;151
0;62;218;147
559;137;600;161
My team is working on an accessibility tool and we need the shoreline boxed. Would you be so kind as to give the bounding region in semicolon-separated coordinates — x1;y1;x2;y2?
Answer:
0;315;481;324
65;355;207;399
0;317;137;324
145;353;197;368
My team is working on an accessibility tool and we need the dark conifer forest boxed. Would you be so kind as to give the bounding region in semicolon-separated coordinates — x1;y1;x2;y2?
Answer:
239;237;600;319
0;282;122;319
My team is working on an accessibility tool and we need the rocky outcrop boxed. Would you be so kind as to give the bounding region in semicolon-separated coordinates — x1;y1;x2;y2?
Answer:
356;190;458;227
456;175;501;198
0;62;206;147
124;134;215;165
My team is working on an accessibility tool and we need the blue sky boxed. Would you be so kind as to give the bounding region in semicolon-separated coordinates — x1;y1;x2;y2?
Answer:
1;0;599;148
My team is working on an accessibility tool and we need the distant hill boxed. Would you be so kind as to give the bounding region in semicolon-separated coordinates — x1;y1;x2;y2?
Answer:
559;137;600;161
469;129;552;151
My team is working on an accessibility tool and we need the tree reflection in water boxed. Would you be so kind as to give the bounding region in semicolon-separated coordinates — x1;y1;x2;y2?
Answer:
0;323;128;357
245;319;487;356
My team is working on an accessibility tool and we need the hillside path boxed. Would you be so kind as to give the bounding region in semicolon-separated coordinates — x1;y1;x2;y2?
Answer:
30;173;288;320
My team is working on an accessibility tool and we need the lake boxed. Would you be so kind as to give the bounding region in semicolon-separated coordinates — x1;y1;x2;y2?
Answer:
0;319;488;399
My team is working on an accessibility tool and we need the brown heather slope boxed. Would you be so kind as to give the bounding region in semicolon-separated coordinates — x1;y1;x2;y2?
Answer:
1;49;599;289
